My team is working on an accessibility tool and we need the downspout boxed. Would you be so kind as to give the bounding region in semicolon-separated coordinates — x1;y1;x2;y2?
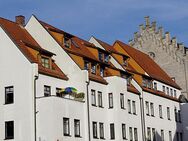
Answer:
139;91;146;141
34;75;39;141
86;80;91;141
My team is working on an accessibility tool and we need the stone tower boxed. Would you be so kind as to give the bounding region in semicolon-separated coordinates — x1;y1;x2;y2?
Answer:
129;16;188;98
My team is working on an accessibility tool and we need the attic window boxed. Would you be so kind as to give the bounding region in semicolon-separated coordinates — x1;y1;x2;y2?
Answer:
123;56;128;66
64;37;71;48
84;61;89;70
99;52;103;62
100;67;104;77
104;54;109;63
41;57;50;69
91;63;96;74
142;77;152;88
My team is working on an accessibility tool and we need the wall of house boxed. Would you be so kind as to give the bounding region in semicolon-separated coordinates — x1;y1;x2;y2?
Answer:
36;74;86;141
143;90;182;141
0;27;36;141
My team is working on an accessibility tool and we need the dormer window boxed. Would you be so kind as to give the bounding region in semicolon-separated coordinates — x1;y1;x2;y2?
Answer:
84;61;89;70
127;77;131;86
142;77;152;88
41;57;50;69
100;67;104;77
64;36;71;48
123;56;128;66
153;82;157;90
91;63;96;74
104;54;109;63
99;52;103;62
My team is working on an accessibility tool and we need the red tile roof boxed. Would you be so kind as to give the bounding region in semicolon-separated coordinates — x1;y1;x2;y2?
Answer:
0;17;68;80
115;40;181;89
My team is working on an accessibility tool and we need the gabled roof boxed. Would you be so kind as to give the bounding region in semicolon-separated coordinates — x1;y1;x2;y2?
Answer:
0;17;68;80
115;40;181;89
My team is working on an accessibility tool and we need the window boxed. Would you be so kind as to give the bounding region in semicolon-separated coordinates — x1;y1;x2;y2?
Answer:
5;86;14;104
64;36;71;48
132;101;136;115
147;127;151;141
98;91;103;107
109;93;113;108
161;130;164;141
169;131;172;141
100;67;104;77
99;123;104;139
174;90;177;98
153;82;157;90
44;85;51;96
167;87;169;95
143;78;147;87
146;101;150;115
152;128;156;141
176;132;179;141
41;57;50;69
129;127;133;141
123;56;128;66
56;88;61;97
91;90;96;106
128;99;131;114
167;107;170;120
134;128;138;141
170;88;173;97
175;107;178;122
84;61;89;70
63;118;70;136
163;86;165;93
93;122;97;138
122;124;126;139
99;52;103;61
159;105;163;118
178;110;181;122
110;123;115;139
91;63;96;74
5;121;14;139
180;132;183;141
150;103;154;116
74;119;80;137
104;54;109;63
120;93;125;109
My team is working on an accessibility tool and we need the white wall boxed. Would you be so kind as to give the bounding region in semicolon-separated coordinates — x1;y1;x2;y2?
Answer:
0;27;35;141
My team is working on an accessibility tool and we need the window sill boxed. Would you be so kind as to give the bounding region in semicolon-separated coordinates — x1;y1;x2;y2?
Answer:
146;114;150;116
4;138;14;140
128;112;132;114
64;134;71;137
100;137;105;140
98;106;104;108
121;107;126;110
92;104;97;107
109;107;113;109
151;115;155;117
133;113;137;115
75;135;82;138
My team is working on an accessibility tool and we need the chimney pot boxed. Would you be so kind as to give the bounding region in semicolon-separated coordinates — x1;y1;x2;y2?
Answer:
15;15;25;26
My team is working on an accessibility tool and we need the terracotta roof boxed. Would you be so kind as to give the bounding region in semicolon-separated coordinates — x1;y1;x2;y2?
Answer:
127;85;140;95
115;40;181;89
0;17;68;80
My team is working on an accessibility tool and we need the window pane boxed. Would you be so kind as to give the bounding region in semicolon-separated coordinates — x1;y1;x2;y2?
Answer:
74;119;80;137
98;92;103;107
63;118;70;136
5;86;14;104
134;128;138;141
99;123;104;139
132;101;136;114
109;93;113;108
93;122;97;138
122;124;126;139
120;93;124;109
110;124;115;139
147;127;151;141
129;127;133;141
5;121;14;139
91;90;96;106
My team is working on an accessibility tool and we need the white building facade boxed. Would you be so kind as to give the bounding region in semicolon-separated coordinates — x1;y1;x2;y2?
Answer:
0;15;185;141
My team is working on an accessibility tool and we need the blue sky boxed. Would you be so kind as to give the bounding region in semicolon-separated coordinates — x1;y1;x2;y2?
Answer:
1;0;188;46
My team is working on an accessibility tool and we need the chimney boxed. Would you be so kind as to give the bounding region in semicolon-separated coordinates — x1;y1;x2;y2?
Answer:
15;15;25;26
172;37;177;47
144;16;150;27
